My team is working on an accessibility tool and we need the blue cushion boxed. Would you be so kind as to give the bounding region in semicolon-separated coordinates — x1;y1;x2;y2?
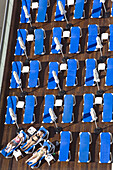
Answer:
74;0;85;19
36;0;48;22
106;58;113;86
91;0;102;18
34;29;44;55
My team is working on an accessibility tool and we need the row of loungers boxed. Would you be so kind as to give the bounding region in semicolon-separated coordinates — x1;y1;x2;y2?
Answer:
14;25;113;56
10;58;113;89
5;93;113;124
1;130;112;164
20;0;113;23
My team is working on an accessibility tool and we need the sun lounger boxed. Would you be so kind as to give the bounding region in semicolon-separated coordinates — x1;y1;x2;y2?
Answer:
78;132;92;163
34;29;46;55
54;0;66;21
0;130;27;158
66;59;79;86
85;59;96;86
51;27;62;54
47;62;59;89
99;132;112;163
23;95;37;124
14;29;27;56
36;0;48;22
109;25;113;51
62;95;76;123
58;131;72;161
10;61;22;89
5;96;18;124
105;58;113;86
91;0;102;18
82;93;94;122
69;27;81;54
20;0;31;23
42;95;55;123
74;0;86;19
102;93;113;122
28;60;41;88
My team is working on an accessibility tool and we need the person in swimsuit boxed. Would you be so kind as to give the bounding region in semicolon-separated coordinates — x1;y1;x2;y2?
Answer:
25;146;48;166
21;130;45;151
5;132;24;153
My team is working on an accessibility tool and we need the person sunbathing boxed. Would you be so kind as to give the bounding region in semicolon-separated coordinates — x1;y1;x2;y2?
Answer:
5;132;24;153
21;130;45;151
26;146;48;166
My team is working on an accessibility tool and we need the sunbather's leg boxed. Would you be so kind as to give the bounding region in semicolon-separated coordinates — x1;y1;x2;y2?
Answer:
22;138;32;149
23;141;35;151
26;152;38;163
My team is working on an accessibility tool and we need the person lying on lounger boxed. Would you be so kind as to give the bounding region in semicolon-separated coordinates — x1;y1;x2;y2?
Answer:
21;130;45;151
5;132;24;153
26;146;48;166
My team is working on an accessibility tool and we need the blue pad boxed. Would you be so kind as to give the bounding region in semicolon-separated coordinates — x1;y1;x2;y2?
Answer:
15;29;27;55
10;61;22;88
59;131;71;161
23;95;35;124
79;132;90;162
47;62;59;89
51;27;62;54
28;60;40;88
69;27;80;53
34;29;44;55
109;25;113;51
100;132;111;163
5;96;17;124
87;25;98;51
106;58;113;86
66;59;77;86
20;0;31;23
43;95;55;123
91;0;102;18
55;0;66;21
74;0;85;19
103;93;113;122
62;95;74;123
83;94;94;122
85;59;96;86
36;0;48;22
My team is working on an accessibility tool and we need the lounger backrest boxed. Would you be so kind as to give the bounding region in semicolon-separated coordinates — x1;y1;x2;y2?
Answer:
28;60;39;88
24;95;35;124
91;0;102;18
5;96;17;124
10;61;22;88
74;0;85;19
106;58;113;86
100;132;111;163
36;0;48;22
79;132;90;162
55;0;66;21
109;25;113;51
47;62;59;89
59;131;71;161
83;93;94;122
62;95;74;123
103;93;113;122
20;0;31;23
34;29;44;55
43;95;55;123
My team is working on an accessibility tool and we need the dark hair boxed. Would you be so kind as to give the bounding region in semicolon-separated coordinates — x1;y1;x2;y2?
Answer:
43;146;48;151
39;130;45;134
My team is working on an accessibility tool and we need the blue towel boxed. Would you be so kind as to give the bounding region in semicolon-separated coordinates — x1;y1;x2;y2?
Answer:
62;95;74;123
79;132;90;162
5;96;17;124
20;0;31;23
55;0;66;21
100;133;111;163
69;27;80;53
74;0;85;19
10;61;22;88
51;27;62;54
15;29;27;55
106;58;113;86
91;0;102;18
47;62;59;89
66;59;77;86
59;131;70;161
36;0;48;22
28;60;40;88
43;95;55;123
85;59;95;86
34;29;44;55
83;94;94;122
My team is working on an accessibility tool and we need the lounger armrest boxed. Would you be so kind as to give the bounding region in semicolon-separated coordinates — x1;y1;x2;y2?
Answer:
45;13;48;22
72;113;74;123
83;10;85;19
68;151;71;161
70;131;73;143
73;95;76;106
110;152;112;163
75;77;78;86
39;61;42;71
84;0;87;3
109;132;113;144
77;60;80;70
34;96;37;106
47;0;50;7
79;44;81;53
89;132;92;144
88;152;91;163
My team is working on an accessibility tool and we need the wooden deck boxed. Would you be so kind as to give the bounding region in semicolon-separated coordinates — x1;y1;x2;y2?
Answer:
0;0;113;169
